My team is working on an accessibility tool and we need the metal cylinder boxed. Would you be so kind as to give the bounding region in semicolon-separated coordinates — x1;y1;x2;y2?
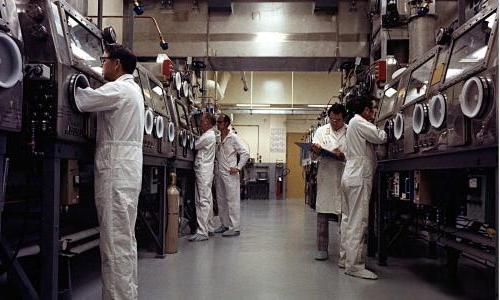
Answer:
166;173;180;254
408;15;437;63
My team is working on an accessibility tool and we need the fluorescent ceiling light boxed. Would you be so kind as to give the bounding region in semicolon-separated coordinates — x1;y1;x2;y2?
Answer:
152;86;163;96
386;55;397;65
156;53;169;64
70;42;96;61
236;104;270;107
255;32;286;43
68;18;79;28
307;104;331;108
385;87;397;98
486;14;495;29
459;46;488;63
446;68;463;78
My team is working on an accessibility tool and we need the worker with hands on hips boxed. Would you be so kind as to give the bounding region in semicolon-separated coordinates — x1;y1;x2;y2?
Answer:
209;113;250;237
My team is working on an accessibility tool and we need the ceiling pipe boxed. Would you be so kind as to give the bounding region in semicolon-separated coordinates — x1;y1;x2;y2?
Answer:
88;15;168;50
97;0;103;29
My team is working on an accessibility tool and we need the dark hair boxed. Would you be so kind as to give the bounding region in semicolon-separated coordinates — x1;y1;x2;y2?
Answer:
328;103;347;118
204;112;216;126
221;113;231;125
345;95;373;115
104;44;137;74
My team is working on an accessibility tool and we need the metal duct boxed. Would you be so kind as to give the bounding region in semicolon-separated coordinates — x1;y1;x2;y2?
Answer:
218;71;231;96
206;71;231;101
206;80;223;101
408;13;436;63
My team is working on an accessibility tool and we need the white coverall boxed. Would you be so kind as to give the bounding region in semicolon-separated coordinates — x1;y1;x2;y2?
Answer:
214;131;250;232
340;114;387;272
75;74;144;300
194;128;216;236
312;123;347;215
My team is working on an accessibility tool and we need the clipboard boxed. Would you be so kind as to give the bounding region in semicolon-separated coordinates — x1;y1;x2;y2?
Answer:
295;142;343;161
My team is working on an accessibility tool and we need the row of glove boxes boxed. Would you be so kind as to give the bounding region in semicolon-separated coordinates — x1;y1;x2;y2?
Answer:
375;4;498;160
0;0;199;162
60;161;173;206
387;170;491;224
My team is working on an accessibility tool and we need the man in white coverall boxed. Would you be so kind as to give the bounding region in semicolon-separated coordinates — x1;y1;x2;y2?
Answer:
210;114;250;237
189;112;217;241
310;103;347;261
74;44;144;299
340;95;387;280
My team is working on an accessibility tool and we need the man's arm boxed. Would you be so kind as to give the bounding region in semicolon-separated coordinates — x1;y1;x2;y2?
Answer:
195;132;215;150
358;120;387;145
233;135;250;171
75;83;123;112
332;148;345;161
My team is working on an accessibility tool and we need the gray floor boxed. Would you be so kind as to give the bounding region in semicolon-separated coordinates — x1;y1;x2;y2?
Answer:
74;199;495;300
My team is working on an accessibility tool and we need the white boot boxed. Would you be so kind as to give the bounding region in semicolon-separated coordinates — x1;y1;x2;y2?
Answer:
345;269;378;280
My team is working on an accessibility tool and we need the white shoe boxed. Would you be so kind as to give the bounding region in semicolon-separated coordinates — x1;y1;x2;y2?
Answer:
337;261;345;269
188;233;208;242
314;250;329;261
345;269;378;280
222;230;240;237
214;226;228;234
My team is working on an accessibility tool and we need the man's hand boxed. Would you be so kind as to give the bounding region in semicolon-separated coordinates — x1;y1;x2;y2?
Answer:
229;167;240;175
310;143;322;155
332;148;345;161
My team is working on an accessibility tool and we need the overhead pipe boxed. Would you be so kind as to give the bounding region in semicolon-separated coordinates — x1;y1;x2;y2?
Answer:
88;15;168;50
241;72;248;92
457;0;466;25
97;0;103;29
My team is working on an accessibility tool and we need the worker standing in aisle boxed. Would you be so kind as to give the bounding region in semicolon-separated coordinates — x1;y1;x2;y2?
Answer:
189;112;217;242
210;114;250;237
74;44;143;299
310;104;347;261
340;95;387;280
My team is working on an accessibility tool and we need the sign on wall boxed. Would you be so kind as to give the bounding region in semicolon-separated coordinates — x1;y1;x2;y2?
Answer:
270;128;285;153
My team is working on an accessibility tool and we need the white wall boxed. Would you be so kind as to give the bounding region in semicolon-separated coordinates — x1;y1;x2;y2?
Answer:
87;0;123;43
232;114;286;163
286;115;320;133
231;114;317;163
217;71;341;106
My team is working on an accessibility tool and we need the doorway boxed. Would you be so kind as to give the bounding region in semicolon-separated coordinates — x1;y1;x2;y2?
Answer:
286;133;306;201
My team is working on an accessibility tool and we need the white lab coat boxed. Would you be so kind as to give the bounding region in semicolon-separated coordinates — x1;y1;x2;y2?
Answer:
194;128;216;236
75;74;144;300
214;131;250;232
312;123;347;214
340;114;387;272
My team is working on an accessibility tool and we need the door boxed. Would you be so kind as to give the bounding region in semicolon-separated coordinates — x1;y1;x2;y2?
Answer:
286;133;305;200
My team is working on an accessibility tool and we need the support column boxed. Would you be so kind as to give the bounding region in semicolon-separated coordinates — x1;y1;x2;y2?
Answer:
41;157;61;300
377;170;388;266
157;166;167;258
